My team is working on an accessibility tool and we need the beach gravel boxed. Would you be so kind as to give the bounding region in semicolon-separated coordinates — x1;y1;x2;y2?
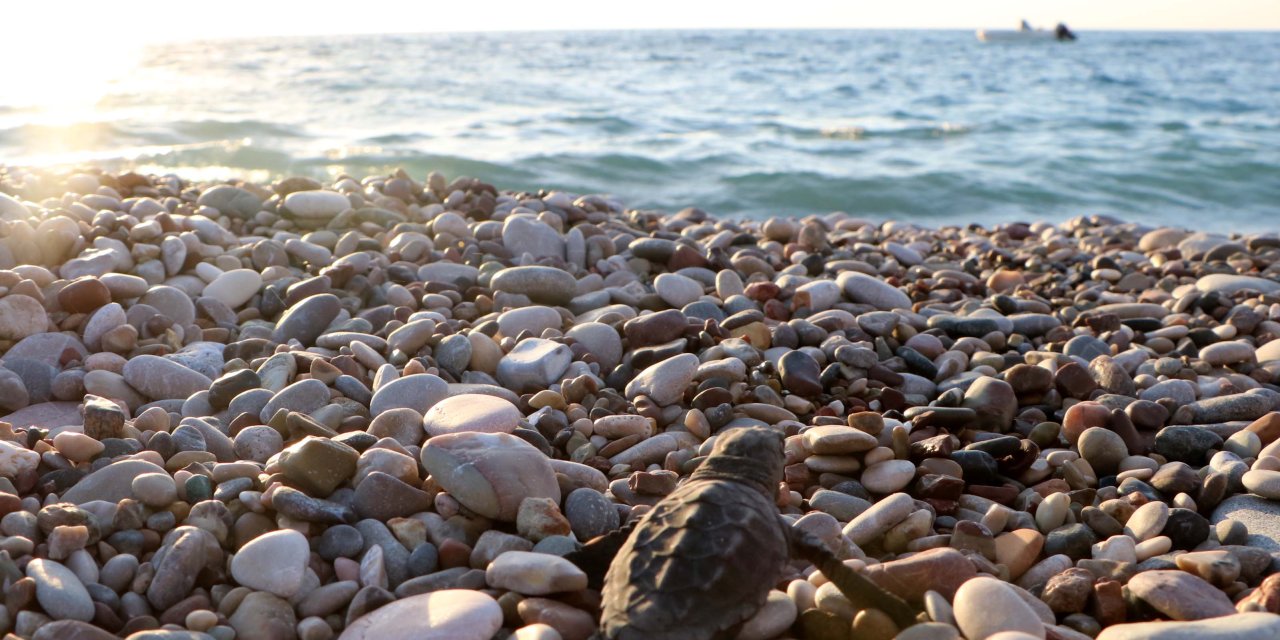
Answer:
0;167;1275;639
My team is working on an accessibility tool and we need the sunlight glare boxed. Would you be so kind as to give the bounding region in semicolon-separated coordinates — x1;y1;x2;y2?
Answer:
0;6;143;124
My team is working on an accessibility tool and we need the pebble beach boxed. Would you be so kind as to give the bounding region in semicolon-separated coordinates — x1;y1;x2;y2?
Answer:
1;166;1280;640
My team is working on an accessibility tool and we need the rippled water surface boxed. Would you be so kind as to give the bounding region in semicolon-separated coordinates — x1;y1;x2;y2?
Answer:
3;30;1279;228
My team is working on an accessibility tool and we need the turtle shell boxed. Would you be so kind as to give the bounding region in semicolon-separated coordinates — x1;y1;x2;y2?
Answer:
599;476;789;640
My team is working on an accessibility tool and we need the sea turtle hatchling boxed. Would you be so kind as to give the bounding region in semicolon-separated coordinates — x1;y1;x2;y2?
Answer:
567;426;918;640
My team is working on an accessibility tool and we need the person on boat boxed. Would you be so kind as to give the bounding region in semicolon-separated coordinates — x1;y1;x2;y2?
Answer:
1054;23;1077;40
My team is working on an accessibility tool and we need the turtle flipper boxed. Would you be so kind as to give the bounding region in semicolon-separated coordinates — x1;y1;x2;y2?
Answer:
786;519;919;630
564;519;637;590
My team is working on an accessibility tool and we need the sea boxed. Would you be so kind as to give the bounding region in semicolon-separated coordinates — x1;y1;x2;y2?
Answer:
2;30;1279;230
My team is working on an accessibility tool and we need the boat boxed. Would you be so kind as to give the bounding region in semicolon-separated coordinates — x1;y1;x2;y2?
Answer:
977;20;1077;42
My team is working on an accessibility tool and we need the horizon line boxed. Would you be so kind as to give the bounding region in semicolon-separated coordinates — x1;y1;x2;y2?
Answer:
163;25;1280;43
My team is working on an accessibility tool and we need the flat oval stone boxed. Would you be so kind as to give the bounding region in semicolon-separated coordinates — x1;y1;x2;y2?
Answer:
779;350;822;396
421;432;560;521
1125;501;1170;541
625;353;698;405
27;558;94;622
803;426;878;455
418;263;480;287
370;374;448;416
197;184;264;218
623;309;687;348
863;547;976;603
82;303;126;352
1126;570;1235;620
565;322;623;373
653;273;703;308
843;492;915;546
1078;427;1127;476
3;333;88;368
259;378;330;422
229;591;297;640
284;190;352;218
272;293;343;345
61;459;167;504
1195;274;1280;296
230;529;309;598
278;436;358;498
861;460;917;494
484;551;587;595
496;339;573;393
497;306;562;338
1243;470;1280;500
422;394;521;438
836;272;911;310
138;286;196;326
201;269;262;309
57;277;111;313
121;355;213;401
490;266;577;306
0;295;48;340
953;576;1045;640
502;216;564;261
338;589;502;640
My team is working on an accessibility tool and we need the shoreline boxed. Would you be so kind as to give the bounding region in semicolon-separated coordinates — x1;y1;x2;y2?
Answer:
0;167;1279;639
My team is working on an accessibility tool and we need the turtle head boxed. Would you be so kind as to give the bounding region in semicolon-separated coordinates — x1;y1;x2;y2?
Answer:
691;426;786;494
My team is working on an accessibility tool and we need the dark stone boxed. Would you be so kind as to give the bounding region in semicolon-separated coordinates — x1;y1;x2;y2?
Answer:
629;238;677;263
1065;335;1110;361
1041;567;1094;614
934;317;1002;338
1149;462;1200;498
913;474;965;502
1117;478;1163;503
353;472;431;521
1005;363;1053;395
407;543;440;578
3;359;57;404
951;449;999;485
208;369;262;410
1126;400;1169;430
1081;507;1124;538
344;586;396;628
1044;524;1097;561
1161;508;1210;551
778;350;822;397
316;524;365;560
682;301;725;323
897;347;938;379
910;434;956;459
1198;471;1228;514
565;487;621;541
1152;426;1223;465
800;609;851;640
1055;362;1098;399
965;435;1021;458
271;486;357;524
271;293;343;346
623;310;688;348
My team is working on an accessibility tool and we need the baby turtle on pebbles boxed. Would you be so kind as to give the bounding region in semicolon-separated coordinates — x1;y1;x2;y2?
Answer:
569;426;916;639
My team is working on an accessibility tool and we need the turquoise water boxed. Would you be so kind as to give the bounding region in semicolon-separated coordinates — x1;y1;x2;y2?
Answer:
3;30;1279;228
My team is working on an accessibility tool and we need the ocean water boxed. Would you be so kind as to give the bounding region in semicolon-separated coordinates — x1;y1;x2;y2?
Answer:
3;30;1279;229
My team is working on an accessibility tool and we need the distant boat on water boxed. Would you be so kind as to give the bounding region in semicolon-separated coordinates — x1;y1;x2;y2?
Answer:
977;20;1077;43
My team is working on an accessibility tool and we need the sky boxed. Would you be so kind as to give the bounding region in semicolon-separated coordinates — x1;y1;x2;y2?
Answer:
5;0;1280;45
